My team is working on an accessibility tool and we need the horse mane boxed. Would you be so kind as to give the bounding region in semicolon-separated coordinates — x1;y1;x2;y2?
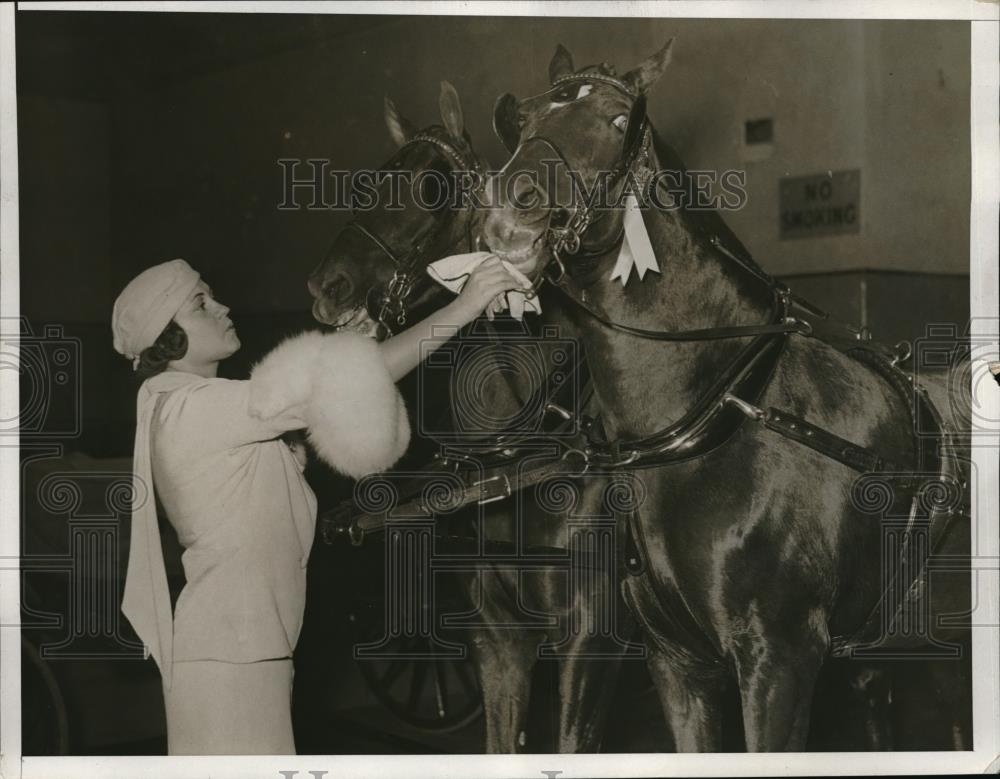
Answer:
421;123;473;146
648;125;776;285
579;62;618;77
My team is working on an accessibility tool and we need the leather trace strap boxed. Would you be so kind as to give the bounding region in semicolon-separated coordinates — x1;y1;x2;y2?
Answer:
320;443;588;546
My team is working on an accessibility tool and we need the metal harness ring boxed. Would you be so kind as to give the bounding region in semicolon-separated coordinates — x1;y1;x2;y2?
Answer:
561;447;591;475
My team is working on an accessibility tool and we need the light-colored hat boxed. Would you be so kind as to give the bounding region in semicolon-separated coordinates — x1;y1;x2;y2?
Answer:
112;259;201;370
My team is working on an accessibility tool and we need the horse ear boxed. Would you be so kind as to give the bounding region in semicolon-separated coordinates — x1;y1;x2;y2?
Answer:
623;38;674;94
384;96;416;148
438;80;464;142
549;43;575;83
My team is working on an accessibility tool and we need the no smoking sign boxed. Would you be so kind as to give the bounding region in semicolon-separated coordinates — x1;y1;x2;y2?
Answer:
779;169;861;240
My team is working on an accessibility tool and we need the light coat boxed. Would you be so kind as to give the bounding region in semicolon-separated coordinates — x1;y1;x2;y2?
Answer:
122;332;409;686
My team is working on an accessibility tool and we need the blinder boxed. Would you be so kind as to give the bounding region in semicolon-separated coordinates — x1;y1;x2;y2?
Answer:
493;93;522;154
621;94;648;173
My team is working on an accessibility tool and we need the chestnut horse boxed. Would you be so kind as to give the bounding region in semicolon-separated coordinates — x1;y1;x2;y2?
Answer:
480;41;971;751
308;82;639;752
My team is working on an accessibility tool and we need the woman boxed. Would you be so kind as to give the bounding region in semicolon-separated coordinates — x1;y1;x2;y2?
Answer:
112;256;521;755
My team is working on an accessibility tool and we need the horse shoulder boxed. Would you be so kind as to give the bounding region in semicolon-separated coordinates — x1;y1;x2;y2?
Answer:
765;337;912;457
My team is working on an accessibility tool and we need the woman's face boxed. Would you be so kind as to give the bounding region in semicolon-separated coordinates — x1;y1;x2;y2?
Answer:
172;281;241;365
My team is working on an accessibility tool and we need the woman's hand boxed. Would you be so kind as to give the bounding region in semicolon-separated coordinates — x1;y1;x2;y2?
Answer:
378;255;530;382
449;256;527;326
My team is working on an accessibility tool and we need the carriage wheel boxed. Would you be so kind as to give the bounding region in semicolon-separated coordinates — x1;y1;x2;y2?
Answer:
21;636;70;755
349;608;483;734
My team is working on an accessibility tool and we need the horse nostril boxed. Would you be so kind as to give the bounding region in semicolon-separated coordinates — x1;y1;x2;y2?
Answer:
322;271;354;304
512;180;543;211
307;275;322;298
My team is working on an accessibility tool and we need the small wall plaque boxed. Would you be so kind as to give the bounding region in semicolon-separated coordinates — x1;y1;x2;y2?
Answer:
779;169;860;239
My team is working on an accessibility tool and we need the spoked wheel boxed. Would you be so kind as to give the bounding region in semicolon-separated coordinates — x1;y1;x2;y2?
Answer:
349;606;483;733
21;636;70;755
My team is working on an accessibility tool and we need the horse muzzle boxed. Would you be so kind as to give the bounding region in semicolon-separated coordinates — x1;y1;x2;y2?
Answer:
483;212;551;277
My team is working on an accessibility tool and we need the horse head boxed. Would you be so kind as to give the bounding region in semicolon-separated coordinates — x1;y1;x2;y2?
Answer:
308;81;485;337
483;41;673;279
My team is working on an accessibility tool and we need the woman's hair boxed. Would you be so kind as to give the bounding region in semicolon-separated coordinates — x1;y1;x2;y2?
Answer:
135;319;188;381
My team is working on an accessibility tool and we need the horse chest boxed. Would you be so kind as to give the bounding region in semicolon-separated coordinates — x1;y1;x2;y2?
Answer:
617;463;740;657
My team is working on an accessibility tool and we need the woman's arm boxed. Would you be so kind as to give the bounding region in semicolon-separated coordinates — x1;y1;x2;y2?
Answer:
378;256;526;382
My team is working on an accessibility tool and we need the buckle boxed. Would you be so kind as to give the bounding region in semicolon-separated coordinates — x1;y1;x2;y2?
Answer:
475;474;512;504
783;317;813;337
723;393;765;422
890;340;912;367
612;450;640;467
561;447;591;475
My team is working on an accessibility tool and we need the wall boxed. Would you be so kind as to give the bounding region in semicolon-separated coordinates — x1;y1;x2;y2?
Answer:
862;22;970;275
18;96;110;322
110;16;971;312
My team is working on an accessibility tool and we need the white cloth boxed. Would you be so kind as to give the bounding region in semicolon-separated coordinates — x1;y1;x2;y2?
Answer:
427;252;541;320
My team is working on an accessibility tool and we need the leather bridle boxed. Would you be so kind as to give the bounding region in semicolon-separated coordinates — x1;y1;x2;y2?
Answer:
496;84;649;295
345;131;486;338
497;76;813;342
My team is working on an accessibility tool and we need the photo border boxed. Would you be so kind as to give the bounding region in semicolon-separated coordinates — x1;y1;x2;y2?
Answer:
1;2;997;777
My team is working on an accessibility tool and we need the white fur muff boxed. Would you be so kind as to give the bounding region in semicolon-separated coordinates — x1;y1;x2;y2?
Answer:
248;332;410;479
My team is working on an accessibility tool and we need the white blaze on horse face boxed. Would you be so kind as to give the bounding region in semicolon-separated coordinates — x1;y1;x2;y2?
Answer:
546;83;593;112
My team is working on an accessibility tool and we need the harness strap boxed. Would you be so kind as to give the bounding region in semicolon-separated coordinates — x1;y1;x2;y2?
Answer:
829;347;970;655
552;277;812;342
610;439;647;576
320;447;587;546
761;408;904;474
581;330;787;467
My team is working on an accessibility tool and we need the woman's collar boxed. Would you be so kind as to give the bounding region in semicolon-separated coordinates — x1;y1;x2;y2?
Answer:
143;369;209;394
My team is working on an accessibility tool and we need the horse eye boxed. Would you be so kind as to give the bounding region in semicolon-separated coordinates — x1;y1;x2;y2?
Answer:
611;114;628;132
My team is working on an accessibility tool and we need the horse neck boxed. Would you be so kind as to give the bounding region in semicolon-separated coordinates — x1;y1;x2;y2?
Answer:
571;138;774;439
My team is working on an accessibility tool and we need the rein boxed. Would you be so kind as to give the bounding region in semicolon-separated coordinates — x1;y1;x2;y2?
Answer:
553;277;813;341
